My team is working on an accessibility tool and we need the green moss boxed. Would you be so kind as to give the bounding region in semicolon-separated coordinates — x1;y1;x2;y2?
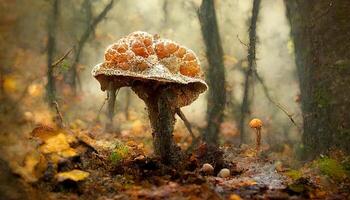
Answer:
109;141;129;164
285;170;303;180
316;157;347;181
288;183;305;193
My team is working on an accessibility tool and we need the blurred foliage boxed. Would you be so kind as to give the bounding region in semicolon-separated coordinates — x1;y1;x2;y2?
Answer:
110;141;130;164
314;156;348;181
285;169;302;180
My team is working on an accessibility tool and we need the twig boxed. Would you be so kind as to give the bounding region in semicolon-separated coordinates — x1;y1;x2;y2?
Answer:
175;108;196;139
254;70;300;130
237;34;249;48
95;93;109;122
51;47;74;67
52;101;64;128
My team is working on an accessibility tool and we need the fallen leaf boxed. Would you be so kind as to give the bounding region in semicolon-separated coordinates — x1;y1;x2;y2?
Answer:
59;148;78;158
39;133;71;154
11;151;47;182
56;169;89;182
229;194;242;200
243;148;257;157
30;125;58;142
75;131;97;151
3;75;18;93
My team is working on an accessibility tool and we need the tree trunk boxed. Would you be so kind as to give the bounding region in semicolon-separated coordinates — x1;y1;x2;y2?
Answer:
198;0;226;145
239;0;261;145
46;0;59;106
285;0;350;158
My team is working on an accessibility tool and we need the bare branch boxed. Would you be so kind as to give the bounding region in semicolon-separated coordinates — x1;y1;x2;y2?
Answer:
236;34;249;48
176;108;196;140
254;71;301;130
95;93;109;123
51;47;74;68
52;101;64;128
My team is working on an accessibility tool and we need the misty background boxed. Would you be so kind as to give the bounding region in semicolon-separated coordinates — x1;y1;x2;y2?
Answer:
0;0;301;156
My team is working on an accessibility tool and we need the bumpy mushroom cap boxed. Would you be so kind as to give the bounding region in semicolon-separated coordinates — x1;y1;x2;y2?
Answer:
249;118;263;129
92;31;208;107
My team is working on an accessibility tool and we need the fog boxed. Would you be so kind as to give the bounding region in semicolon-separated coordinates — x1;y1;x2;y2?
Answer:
1;0;301;148
77;0;301;145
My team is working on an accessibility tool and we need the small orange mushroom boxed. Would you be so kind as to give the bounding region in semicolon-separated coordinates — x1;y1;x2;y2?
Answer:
249;118;263;151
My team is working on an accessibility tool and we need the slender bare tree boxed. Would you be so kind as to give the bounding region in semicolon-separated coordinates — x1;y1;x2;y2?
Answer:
46;0;60;106
67;0;115;94
239;0;261;145
198;0;226;145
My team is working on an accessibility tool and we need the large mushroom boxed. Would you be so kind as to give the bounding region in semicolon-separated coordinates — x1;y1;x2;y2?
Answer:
92;31;207;164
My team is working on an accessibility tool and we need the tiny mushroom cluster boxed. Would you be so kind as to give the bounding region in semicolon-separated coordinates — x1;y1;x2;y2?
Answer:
92;31;208;165
201;163;230;178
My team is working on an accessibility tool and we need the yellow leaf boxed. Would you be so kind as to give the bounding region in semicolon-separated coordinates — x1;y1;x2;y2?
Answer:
64;133;77;144
24;152;40;172
229;194;242;200
31;125;58;142
56;169;89;182
11;151;47;182
3;75;18;93
31;126;77;144
39;133;70;154
59;148;78;158
243;148;257;157
49;153;63;164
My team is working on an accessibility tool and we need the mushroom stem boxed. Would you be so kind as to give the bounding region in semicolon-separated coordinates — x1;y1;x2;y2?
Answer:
141;86;183;165
255;128;261;151
106;82;118;132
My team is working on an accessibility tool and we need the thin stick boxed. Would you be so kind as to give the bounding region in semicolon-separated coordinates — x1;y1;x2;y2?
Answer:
175;108;195;139
95;93;109;122
236;34;249;48
51;47;74;67
254;70;300;130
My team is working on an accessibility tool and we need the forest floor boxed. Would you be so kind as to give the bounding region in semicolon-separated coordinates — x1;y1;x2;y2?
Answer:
1;120;350;200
